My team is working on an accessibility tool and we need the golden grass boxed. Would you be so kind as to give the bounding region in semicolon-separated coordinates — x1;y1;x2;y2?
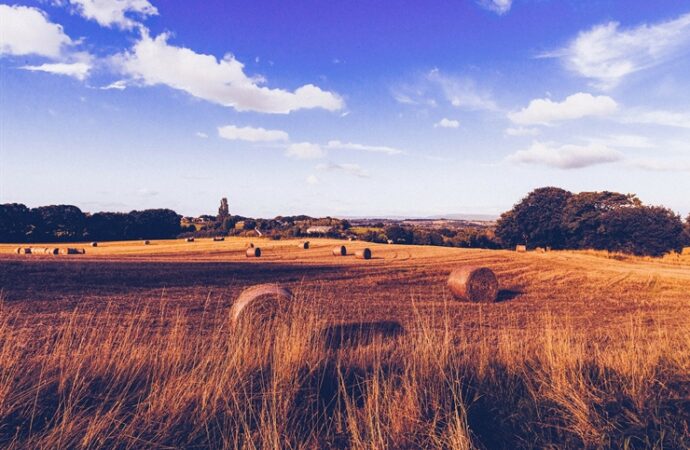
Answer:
0;292;688;449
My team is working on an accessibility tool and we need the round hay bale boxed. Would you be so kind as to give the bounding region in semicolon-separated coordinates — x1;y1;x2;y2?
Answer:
91;242;98;247
15;247;22;254
60;248;85;255
186;237;195;242
47;248;59;255
355;248;372;260
447;266;499;303
246;247;261;257
535;247;546;253
230;283;293;327
515;245;527;253
143;240;150;245
332;245;347;256
246;242;254;248
213;237;225;242
297;241;309;249
387;239;394;244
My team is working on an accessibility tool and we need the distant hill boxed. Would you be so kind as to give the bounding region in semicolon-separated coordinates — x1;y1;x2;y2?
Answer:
341;213;498;222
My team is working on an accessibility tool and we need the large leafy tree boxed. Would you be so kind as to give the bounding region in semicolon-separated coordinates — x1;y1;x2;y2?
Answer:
31;205;86;242
0;203;33;242
561;191;640;249
597;206;684;256
495;187;572;249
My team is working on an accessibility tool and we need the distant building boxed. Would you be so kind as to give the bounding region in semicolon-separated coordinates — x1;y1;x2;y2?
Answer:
306;226;333;235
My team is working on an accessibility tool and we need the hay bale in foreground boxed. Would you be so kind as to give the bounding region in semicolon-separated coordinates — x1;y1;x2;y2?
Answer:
515;245;527;252
447;266;499;303
186;237;195;242
59;248;85;255
246;247;261;257
355;248;372;260
332;245;347;256
297;241;309;249
213;237;225;242
91;242;98;247
230;284;293;327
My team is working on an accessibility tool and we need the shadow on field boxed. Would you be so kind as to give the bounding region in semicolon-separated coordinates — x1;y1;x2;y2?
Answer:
497;288;524;302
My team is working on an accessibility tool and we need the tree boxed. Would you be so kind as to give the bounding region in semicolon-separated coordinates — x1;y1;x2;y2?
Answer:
86;212;132;241
31;205;86;242
597;206;684;256
127;209;181;239
561;191;640;249
495;187;572;249
384;224;413;244
217;197;229;221
0;203;34;243
682;214;690;247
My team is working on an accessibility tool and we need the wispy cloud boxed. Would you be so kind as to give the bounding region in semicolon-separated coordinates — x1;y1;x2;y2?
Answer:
427;69;498;111
21;60;91;80
507;141;623;169
508;92;618;125
286;142;325;160
316;162;369;178
218;124;289;142
434;118;460;128
195;131;208;139
618;108;690;129
505;126;540;136
628;158;690;172
326;140;404;155
543;12;690;89
116;30;344;114
477;0;512;15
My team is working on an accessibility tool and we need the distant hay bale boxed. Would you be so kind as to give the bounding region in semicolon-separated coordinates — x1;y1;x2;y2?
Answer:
29;247;45;254
683;247;690;255
16;247;30;254
535;247;546;253
230;284;293;327
246;247;261;257
297;241;310;249
213;237;225;242
387;239;394;244
90;242;98;247
332;245;347;256
59;248;85;255
186;237;195;242
355;248;372;260
46;248;59;255
447;266;499;303
515;245;527;252
348;236;356;241
143;240;150;245
246;242;254;248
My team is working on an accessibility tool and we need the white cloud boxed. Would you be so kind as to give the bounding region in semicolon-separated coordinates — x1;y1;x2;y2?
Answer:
477;0;512;15
306;174;320;185
509;92;618;125
505;126;540;136
67;0;158;29
217;125;289;142
326;140;403;155
117;31;344;114
545;13;690;89
619;109;690;129
316;162;369;178
586;134;654;149
427;69;497;111
434;118;460;128
195;132;208;139
0;5;73;58
20;61;91;80
507;141;623;169
101;80;128;90
629;158;690;172
286;142;325;160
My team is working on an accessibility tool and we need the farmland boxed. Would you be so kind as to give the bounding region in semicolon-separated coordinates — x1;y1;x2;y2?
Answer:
0;238;689;448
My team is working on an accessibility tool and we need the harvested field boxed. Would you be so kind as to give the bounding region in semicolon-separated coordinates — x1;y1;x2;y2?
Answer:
0;237;688;448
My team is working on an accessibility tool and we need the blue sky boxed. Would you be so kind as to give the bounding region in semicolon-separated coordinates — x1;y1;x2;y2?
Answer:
1;0;690;218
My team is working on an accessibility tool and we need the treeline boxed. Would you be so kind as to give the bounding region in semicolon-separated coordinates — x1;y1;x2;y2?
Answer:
360;225;500;249
0;204;181;242
496;188;690;257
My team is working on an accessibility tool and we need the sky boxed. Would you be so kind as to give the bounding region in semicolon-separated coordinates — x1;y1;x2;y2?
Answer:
1;0;690;218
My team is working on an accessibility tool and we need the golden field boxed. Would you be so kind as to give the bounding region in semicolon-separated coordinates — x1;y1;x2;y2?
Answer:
0;238;688;448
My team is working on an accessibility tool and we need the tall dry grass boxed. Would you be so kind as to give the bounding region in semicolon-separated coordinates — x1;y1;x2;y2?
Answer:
0;292;688;449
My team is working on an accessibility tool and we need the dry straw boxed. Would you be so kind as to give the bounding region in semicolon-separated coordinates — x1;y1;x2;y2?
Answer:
447;266;499;303
355;248;372;260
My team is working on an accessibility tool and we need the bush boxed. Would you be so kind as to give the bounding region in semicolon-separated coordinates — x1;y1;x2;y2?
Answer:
597;206;684;256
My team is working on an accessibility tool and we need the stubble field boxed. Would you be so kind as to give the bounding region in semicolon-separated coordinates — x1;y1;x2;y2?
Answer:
0;238;688;448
